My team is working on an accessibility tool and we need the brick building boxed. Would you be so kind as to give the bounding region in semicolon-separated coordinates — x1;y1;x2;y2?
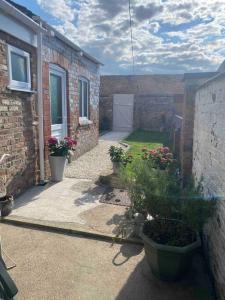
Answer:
0;0;101;197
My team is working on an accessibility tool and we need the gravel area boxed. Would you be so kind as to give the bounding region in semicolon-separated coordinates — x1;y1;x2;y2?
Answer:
65;131;130;180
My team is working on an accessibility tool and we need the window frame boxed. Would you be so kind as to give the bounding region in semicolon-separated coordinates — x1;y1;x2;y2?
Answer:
79;77;89;119
7;44;31;91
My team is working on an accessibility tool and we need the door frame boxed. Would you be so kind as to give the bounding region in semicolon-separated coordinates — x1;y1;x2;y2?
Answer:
49;64;67;139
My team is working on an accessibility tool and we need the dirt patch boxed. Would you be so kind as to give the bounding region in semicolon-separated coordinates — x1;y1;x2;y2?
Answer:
100;188;131;207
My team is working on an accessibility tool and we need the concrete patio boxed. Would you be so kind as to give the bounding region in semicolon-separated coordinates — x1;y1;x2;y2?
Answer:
6;132;129;237
2;224;213;300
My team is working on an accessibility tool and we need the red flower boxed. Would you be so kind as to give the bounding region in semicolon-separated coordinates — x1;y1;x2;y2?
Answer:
64;137;77;147
48;137;58;145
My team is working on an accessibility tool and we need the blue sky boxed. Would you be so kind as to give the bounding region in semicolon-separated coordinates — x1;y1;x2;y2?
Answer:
13;0;225;75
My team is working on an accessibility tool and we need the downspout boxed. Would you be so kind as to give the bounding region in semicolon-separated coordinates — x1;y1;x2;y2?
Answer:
37;23;45;184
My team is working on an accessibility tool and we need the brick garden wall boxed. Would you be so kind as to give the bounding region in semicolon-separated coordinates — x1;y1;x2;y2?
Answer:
0;31;39;196
193;73;225;300
180;73;217;184
100;75;184;132
42;35;100;176
134;95;183;132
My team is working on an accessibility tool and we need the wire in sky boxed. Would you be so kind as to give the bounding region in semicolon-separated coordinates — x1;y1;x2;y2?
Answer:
128;0;135;74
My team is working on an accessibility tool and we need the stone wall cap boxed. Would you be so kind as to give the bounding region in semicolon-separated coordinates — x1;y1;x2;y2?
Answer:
196;72;225;92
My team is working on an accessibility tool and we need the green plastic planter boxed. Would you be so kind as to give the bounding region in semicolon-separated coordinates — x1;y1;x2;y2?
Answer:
140;229;201;281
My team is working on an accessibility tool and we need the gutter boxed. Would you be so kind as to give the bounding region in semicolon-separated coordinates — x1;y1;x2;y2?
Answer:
1;0;46;183
0;0;45;33
37;23;45;184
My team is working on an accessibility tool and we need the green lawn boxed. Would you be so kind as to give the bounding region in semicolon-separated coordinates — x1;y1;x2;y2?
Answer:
123;130;170;157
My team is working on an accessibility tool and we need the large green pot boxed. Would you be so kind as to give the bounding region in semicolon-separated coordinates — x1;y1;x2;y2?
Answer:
140;225;201;281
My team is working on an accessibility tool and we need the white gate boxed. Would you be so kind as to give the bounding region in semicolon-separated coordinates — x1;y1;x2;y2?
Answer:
113;94;134;132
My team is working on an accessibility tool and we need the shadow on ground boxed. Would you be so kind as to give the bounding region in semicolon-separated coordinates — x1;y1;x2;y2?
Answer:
114;247;215;300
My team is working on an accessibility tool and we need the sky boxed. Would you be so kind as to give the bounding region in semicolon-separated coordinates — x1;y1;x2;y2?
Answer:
13;0;225;75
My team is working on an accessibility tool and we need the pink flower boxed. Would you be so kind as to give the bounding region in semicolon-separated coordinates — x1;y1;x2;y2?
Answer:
157;147;164;153
161;158;167;163
163;147;170;154
48;137;58;145
166;153;173;159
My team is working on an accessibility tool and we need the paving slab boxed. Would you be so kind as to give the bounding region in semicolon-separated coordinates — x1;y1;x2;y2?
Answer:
12;178;104;224
9;131;130;238
0;224;212;300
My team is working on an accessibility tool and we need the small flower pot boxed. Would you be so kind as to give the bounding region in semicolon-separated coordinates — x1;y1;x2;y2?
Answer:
49;156;66;182
113;162;122;175
0;195;14;217
140;222;201;281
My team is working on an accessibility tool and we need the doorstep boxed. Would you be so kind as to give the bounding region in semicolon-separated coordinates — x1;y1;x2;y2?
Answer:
1;215;143;246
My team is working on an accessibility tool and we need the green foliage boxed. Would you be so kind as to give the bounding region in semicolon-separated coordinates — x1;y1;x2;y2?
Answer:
123;130;170;157
109;146;125;163
109;146;133;166
121;157;215;232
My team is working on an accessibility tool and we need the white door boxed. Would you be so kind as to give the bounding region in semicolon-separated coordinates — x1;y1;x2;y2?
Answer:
113;94;134;132
49;65;67;140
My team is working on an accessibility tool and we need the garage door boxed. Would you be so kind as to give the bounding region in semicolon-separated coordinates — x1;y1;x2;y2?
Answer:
113;94;134;132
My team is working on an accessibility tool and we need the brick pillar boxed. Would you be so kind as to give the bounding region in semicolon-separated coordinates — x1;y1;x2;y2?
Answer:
180;83;197;184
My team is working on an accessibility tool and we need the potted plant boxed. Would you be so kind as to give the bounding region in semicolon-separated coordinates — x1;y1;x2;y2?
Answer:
0;154;13;217
123;146;215;281
0;195;14;217
48;136;77;182
109;146;133;174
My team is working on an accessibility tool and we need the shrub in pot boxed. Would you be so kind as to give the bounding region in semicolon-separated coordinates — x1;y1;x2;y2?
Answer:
109;146;132;174
48;136;77;182
122;146;215;281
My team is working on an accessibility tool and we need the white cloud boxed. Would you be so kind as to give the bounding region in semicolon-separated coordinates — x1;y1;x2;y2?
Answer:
36;0;225;74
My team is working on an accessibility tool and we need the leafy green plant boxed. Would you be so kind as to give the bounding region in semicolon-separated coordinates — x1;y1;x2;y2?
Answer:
109;146;133;166
109;146;124;163
121;155;215;241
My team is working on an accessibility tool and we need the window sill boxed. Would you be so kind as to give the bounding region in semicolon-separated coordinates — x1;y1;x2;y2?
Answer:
7;86;37;93
79;117;93;126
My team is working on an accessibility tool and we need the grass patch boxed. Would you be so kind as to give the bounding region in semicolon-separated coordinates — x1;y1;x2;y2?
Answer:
123;130;170;157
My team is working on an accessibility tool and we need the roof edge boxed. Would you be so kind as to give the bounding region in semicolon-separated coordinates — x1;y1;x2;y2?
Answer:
0;0;44;32
48;25;103;66
196;72;225;92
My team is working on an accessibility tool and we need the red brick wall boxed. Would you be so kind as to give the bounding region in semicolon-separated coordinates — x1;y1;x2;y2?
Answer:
0;31;39;196
42;35;100;176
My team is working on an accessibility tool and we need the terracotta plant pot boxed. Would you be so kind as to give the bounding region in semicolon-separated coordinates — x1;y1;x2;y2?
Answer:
0;195;14;217
140;221;201;281
49;156;66;182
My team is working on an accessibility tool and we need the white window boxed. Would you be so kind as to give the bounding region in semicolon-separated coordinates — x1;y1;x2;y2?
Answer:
7;45;31;91
79;78;89;119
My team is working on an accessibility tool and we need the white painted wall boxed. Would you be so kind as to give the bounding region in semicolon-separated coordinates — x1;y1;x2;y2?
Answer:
0;9;37;47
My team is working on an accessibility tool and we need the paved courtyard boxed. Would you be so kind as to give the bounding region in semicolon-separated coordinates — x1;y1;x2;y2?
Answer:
9;132;129;236
1;224;210;300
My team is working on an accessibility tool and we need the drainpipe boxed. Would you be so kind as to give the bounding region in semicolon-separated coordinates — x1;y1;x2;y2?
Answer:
37;23;45;184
